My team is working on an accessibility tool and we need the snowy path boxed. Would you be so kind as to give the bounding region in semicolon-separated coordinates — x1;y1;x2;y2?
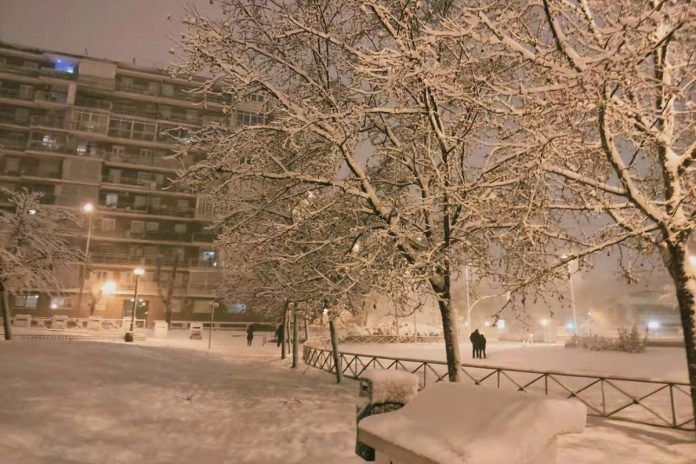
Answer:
1;336;694;463
0;338;361;464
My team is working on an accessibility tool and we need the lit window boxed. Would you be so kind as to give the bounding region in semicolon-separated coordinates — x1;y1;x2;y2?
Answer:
101;218;116;232
15;294;39;309
50;296;71;310
105;193;119;207
54;58;75;74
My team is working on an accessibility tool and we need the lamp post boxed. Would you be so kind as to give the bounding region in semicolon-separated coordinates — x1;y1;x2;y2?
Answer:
125;267;144;342
561;255;578;333
76;202;94;316
208;301;218;349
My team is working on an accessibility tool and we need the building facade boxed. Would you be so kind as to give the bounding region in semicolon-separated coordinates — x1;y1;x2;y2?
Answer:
0;42;262;324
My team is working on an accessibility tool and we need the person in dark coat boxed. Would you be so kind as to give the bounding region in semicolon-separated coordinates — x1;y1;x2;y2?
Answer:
275;324;284;347
246;324;255;346
470;329;481;358
479;333;487;359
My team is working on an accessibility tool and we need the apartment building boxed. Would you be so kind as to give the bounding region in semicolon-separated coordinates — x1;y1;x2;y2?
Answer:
0;42;264;324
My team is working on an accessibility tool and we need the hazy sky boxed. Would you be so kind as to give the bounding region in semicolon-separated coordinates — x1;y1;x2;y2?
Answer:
0;0;216;67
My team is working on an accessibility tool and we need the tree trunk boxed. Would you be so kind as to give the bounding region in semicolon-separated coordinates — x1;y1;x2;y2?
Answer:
666;244;696;429
1;281;12;341
281;302;288;360
164;255;179;326
432;274;461;382
329;317;342;383
304;315;309;342
292;305;299;368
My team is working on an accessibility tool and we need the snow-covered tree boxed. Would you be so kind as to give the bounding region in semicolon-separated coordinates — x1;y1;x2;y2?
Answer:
173;0;532;382
429;0;695;420
0;188;82;339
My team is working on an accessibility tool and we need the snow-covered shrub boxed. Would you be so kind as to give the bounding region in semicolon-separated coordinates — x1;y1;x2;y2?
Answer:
565;326;647;353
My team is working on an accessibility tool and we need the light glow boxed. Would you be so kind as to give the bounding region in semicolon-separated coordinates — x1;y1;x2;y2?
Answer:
540;318;549;327
101;281;117;295
133;267;145;276
82;203;94;213
647;320;660;330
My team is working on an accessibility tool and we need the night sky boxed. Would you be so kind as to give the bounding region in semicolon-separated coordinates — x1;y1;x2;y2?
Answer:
0;0;215;66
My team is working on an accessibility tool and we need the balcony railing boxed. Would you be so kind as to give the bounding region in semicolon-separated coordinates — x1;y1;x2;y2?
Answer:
102;175;163;190
0;111;30;126
0;137;27;150
75;98;113;111
0;87;33;100
100;203;195;218
30;114;66;129
34;90;68;104
0;62;77;80
192;231;217;243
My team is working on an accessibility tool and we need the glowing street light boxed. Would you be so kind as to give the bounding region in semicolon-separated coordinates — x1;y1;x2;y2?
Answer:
125;268;145;342
689;255;696;266
101;280;117;295
82;203;94;214
540;318;549;327
647;320;661;330
28;208;37;215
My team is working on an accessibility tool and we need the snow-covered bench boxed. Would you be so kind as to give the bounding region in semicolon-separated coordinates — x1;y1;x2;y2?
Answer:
357;373;586;464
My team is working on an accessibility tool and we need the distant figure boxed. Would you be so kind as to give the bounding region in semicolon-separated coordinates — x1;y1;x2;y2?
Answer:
275;324;284;347
525;329;535;344
470;329;481;358
479;333;487;359
246;324;255;346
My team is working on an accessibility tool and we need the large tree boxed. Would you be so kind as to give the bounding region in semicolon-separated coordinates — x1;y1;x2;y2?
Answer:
431;0;695;422
0;188;82;339
173;0;529;382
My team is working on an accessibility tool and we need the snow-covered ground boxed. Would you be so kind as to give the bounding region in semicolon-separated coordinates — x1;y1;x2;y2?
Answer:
1;333;694;463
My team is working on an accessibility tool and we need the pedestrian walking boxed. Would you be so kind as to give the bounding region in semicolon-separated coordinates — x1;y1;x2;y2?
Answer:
246;324;255;346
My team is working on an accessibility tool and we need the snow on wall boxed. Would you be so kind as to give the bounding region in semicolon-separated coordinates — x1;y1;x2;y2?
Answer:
361;369;419;405
359;383;587;464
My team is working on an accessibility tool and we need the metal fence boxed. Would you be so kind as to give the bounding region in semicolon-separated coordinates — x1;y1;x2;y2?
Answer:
303;341;695;432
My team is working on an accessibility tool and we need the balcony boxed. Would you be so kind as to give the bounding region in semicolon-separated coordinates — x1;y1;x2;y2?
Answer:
103;174;163;190
0;136;27;150
30;114;66;129
0;111;29;126
104;150;179;169
75;97;113;111
34;90;68;104
0;87;33;101
0;61;78;80
100;203;195;218
117;82;158;96
192;231;217;243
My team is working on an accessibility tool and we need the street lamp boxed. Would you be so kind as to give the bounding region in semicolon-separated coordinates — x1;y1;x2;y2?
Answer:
561;255;578;333
689;255;696;266
76;202;95;315
125;268;145;342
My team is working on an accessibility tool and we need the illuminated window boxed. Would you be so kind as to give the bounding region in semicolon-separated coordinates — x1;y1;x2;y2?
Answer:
15;294;39;309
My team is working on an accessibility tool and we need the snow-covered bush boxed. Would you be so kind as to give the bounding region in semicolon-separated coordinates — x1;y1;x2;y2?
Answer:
565;326;647;353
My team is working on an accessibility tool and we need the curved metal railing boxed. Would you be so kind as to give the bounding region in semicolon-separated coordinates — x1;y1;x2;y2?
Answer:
303;339;695;432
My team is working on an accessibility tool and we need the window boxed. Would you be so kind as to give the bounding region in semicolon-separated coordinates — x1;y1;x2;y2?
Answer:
15;294;39;309
19;85;34;99
235;110;264;126
250;93;264;102
23;61;39;70
176;199;189;208
50;296;72;310
139;149;152;164
4;157;20;174
130;220;145;233
170;299;182;313
111;145;125;156
174;223;187;234
134;195;147;208
71;109;108;133
161;84;174;97
15;108;30;123
105;193;119;206
193;300;212;314
159;106;172;118
101;218;116;232
145;221;159;232
41;134;57;149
